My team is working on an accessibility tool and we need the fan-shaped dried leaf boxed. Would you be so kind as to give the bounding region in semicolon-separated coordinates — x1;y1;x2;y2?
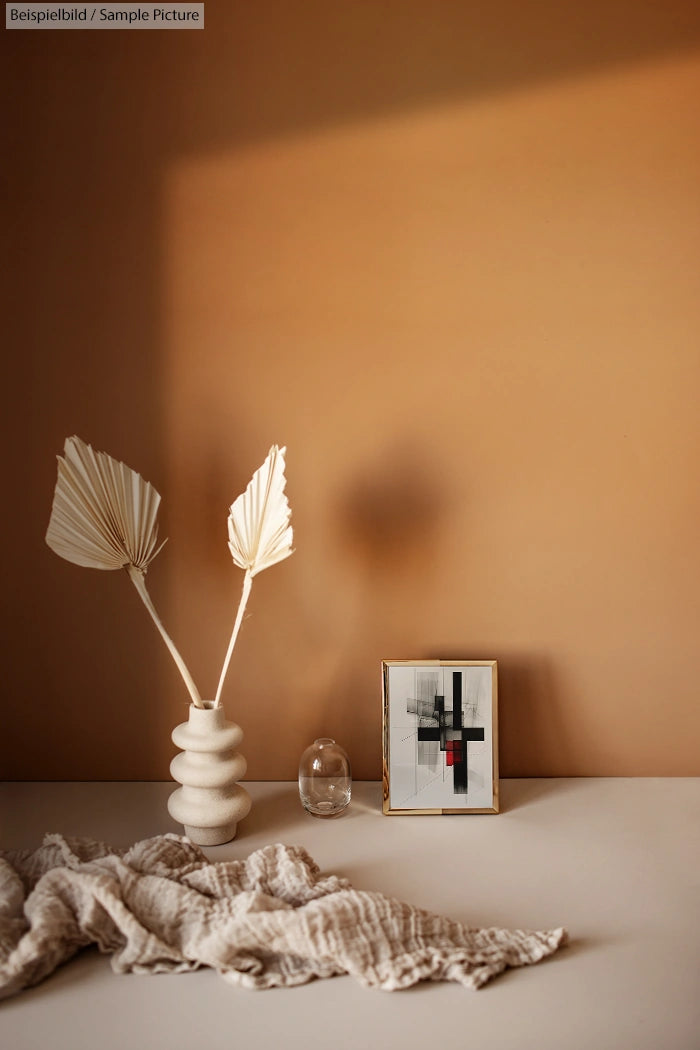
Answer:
46;436;165;572
214;446;294;706
46;436;202;706
227;445;293;578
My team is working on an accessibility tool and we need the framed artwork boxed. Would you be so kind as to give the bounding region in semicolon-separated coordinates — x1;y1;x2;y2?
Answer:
382;660;498;815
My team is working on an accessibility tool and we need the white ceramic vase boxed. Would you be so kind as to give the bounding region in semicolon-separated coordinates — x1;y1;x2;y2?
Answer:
167;702;252;845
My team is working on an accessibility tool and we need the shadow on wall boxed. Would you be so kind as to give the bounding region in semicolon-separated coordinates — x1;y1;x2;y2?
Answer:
496;653;577;777
295;442;453;766
119;1;700;158
337;441;451;574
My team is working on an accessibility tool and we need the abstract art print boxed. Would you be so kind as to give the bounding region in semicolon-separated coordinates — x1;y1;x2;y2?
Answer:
382;660;498;815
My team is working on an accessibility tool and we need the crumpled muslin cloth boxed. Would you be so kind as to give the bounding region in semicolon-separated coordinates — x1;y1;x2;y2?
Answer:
0;834;567;1000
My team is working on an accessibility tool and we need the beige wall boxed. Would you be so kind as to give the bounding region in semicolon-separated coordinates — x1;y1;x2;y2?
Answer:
3;3;700;780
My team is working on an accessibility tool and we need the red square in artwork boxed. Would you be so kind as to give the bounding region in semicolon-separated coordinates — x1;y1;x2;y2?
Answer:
446;739;462;766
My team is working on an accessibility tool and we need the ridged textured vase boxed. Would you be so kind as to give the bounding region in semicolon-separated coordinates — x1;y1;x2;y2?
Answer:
167;703;252;846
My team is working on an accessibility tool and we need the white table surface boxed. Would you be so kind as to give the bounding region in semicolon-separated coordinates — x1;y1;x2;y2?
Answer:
1;778;699;1050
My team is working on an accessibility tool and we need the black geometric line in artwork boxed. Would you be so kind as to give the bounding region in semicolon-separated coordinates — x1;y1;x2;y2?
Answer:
413;671;484;795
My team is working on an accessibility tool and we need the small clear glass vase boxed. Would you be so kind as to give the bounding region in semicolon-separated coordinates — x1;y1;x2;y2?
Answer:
298;738;352;818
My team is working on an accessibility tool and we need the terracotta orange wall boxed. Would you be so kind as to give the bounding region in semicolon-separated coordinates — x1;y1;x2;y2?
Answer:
3;3;700;780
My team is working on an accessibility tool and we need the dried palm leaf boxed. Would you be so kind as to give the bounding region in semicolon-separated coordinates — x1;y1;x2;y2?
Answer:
46;436;203;707
214;445;293;706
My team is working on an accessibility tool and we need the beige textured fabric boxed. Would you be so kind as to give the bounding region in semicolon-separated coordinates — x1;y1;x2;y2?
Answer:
0;834;567;1000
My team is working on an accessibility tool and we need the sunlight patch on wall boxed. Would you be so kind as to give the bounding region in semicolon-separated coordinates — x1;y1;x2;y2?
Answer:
157;49;700;776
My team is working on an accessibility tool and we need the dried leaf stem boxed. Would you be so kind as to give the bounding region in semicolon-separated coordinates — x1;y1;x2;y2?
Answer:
127;565;204;708
213;569;252;708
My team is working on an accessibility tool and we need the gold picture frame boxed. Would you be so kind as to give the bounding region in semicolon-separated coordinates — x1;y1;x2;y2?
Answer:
382;660;499;815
